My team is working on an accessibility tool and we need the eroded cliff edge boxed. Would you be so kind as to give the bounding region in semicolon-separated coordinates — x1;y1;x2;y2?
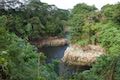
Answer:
62;44;105;66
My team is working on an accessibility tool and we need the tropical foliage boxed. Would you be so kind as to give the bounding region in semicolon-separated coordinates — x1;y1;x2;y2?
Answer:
0;0;120;80
68;2;120;80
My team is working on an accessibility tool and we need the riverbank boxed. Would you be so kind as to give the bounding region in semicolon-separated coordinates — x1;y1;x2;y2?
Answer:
30;37;69;47
62;44;105;66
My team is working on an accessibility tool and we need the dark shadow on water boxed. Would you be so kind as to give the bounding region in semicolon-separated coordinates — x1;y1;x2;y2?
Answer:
39;45;68;63
39;44;91;76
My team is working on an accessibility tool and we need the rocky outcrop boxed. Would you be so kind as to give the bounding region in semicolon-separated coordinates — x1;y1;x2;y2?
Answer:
62;45;105;66
31;37;68;47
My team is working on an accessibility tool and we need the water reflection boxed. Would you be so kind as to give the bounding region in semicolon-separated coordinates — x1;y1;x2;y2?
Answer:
39;45;68;63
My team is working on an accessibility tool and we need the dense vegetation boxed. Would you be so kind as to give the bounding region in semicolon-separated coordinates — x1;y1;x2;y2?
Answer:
0;0;69;40
0;0;120;80
68;2;120;80
0;0;68;80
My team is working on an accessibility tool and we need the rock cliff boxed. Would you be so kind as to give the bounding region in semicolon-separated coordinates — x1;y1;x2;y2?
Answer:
62;44;105;66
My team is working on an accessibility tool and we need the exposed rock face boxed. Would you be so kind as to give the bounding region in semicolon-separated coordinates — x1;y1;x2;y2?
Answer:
31;37;68;47
62;45;105;66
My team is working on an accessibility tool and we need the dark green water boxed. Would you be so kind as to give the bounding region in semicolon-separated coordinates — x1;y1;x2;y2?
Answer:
39;45;68;63
39;45;91;76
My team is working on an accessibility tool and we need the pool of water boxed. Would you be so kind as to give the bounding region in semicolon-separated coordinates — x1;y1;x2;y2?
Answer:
39;44;91;75
39;45;68;63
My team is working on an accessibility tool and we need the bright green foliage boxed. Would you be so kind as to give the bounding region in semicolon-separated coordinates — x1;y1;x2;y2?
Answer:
0;28;38;80
69;2;120;45
70;54;120;80
0;0;69;79
1;0;120;80
65;1;120;80
0;27;59;80
72;3;97;14
68;3;97;44
101;3;120;24
68;2;120;80
98;22;120;53
7;35;38;80
0;25;59;80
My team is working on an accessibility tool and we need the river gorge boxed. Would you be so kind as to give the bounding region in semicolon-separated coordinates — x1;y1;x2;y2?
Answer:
32;37;105;75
